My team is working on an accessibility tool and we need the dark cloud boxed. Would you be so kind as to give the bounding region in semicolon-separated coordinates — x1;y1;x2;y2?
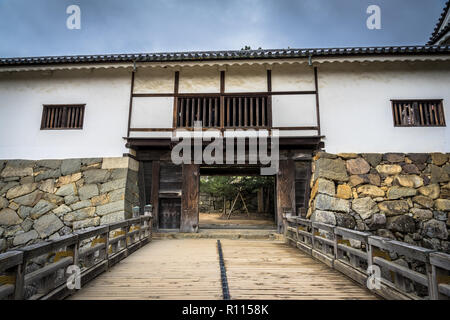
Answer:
0;0;446;58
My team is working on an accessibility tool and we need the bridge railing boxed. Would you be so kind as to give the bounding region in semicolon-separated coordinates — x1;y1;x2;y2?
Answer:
0;215;152;300
284;216;450;300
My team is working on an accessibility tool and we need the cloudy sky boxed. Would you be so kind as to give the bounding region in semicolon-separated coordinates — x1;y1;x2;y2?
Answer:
0;0;447;58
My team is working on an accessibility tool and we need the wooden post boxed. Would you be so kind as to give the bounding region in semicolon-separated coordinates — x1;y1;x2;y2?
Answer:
151;161;160;229
180;164;200;232
276;159;296;233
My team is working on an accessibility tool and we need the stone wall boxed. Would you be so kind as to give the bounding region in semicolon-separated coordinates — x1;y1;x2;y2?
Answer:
0;157;139;252
307;152;450;253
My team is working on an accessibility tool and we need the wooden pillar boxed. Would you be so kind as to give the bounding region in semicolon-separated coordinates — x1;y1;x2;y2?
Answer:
276;159;295;233
151;161;160;229
181;164;200;232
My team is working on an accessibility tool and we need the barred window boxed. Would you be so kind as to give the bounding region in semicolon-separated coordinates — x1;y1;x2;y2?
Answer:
392;100;445;127
41;105;85;130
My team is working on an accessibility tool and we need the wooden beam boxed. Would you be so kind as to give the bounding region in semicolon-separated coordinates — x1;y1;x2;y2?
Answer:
314;67;321;136
127;70;136;137
173;71;179;128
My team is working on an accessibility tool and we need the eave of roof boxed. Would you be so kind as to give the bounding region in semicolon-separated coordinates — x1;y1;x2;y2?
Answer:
1;45;450;68
428;1;450;44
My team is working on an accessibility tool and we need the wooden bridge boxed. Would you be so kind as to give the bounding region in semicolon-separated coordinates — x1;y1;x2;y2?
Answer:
0;215;449;300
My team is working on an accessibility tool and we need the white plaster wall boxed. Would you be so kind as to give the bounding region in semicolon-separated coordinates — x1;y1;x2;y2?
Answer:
225;64;267;92
179;67;220;93
272;95;317;127
318;61;450;153
134;67;174;94
130;97;173;128
0;69;131;159
271;64;315;91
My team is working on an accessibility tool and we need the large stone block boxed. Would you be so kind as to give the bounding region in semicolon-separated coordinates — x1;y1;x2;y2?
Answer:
64;207;96;223
394;175;424;188
361;154;382;167
100;211;126;225
430;165;450;183
6;183;37;199
0;208;22;226
386;215;415;233
352;197;378;220
378;200;409;216
36;160;62;169
366;213;386;230
346;158;370;175
108;188;126;202
357;185;385;198
335;212;356;229
35;169;61;182
411;208;433;221
407;153;429;164
376;165;402;176
435;199;450;211
96;201;125;216
13;190;43;207
30;200;57;219
73;217;100;230
422;219;448;240
102;157;138;172
431;153;448;166
70;200;92;211
311;210;336;225
61;159;81;176
0;197;8;210
55;183;77;197
418;184;440;199
314;158;349;182
83;169;111;184
13;230;38;246
387;186;417;200
412;196;434;209
33;214;64;238
336;184;352;199
314;194;350;213
78;184;99;200
99;179;126;194
1;160;34;178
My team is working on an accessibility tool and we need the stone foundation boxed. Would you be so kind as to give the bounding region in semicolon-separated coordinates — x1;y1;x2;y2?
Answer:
0;156;139;252
308;152;450;253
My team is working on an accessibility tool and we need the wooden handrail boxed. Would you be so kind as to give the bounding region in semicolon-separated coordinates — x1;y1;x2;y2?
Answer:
284;217;450;300
0;214;153;300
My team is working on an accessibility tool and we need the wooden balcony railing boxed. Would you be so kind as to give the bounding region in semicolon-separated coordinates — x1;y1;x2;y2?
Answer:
175;94;271;129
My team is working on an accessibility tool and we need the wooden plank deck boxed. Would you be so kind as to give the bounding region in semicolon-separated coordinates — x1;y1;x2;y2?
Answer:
69;239;377;300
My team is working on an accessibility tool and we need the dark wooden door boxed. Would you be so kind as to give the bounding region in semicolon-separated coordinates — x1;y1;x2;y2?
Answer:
159;198;181;229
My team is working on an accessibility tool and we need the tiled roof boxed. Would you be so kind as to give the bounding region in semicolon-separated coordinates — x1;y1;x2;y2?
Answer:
428;1;450;44
1;46;450;67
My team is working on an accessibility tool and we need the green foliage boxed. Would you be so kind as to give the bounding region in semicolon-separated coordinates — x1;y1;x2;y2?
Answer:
200;176;273;200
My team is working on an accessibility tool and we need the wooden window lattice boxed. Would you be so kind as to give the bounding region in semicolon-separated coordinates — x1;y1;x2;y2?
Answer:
176;95;270;128
41;105;85;130
392;100;445;127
